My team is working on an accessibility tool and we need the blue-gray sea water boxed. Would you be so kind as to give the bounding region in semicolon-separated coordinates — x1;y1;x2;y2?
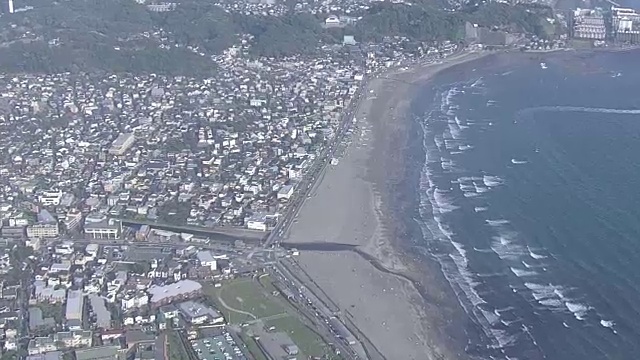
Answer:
412;50;640;360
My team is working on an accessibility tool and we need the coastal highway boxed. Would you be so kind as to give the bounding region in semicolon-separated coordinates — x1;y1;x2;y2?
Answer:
264;85;365;248
270;263;368;360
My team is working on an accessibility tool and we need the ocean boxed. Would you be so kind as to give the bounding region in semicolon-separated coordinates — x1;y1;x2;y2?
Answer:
411;50;640;360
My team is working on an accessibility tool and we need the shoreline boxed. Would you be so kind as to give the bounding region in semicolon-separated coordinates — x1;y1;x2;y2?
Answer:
284;50;494;359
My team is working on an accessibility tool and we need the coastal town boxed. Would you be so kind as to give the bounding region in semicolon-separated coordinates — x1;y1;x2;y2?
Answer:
0;0;638;357
0;8;465;360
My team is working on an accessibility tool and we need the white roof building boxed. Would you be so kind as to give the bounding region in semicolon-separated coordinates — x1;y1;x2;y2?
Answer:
147;280;202;306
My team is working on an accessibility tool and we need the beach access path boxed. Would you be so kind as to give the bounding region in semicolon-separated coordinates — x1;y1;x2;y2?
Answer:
284;50;491;360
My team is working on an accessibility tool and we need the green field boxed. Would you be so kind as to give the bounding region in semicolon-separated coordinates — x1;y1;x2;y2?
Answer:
204;277;285;323
264;315;330;358
204;276;339;359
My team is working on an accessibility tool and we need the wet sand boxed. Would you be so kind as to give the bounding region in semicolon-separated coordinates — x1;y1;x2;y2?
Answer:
286;51;492;360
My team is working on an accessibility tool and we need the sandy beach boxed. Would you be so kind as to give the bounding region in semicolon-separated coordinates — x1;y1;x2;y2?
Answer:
285;51;492;360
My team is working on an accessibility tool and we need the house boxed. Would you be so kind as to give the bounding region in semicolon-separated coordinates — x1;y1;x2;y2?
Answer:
121;291;149;310
54;330;93;349
277;185;294;200
27;331;92;356
158;305;179;319
195;251;217;271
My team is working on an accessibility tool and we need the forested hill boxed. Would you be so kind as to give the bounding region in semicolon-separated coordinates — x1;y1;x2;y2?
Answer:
0;0;555;74
355;1;555;42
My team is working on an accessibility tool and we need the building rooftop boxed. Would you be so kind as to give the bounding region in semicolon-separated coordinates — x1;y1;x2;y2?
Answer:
75;345;120;360
65;290;84;320
196;250;215;264
176;300;221;321
147;280;202;304
89;294;111;329
26;351;63;360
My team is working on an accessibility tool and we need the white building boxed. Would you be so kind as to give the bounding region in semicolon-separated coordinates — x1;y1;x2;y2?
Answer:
325;15;340;25
27;224;59;239
54;330;92;349
245;212;276;231
85;243;99;257
28;337;58;355
196;251;217;270
176;301;224;325
277;185;294;200
121;292;149;310
148;280;202;307
64;211;83;232
108;133;135;156
84;215;120;239
55;242;74;255
38;190;63;206
4;338;16;351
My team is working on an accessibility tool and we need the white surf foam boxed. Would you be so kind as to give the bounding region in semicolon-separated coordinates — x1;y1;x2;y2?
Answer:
486;219;510;226
539;299;564;307
448;122;463;140
600;320;616;333
527;246;547;260
483;175;504;187
600;319;614;328
524;283;561;302
565;302;589;320
433;188;458;214
444;139;462;150
510;267;538;277
433;135;444;152
527;105;640;115
459;183;475;192
490;234;526;261
441;158;456;171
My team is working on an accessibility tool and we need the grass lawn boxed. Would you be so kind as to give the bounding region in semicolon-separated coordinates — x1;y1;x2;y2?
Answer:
264;315;329;358
257;274;279;294
204;277;341;360
204;278;285;324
